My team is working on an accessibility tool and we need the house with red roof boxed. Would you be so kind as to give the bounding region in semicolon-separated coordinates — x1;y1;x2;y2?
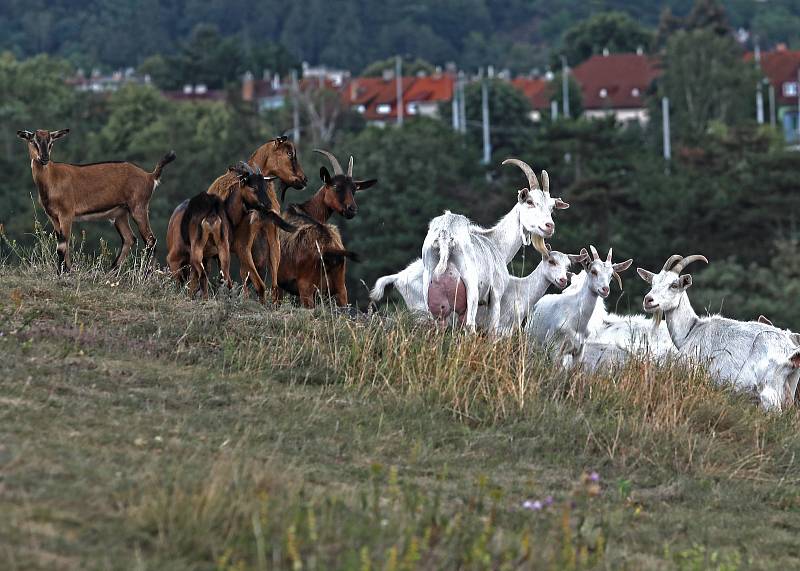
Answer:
511;77;551;121
747;46;800;143
571;52;661;125
345;73;454;125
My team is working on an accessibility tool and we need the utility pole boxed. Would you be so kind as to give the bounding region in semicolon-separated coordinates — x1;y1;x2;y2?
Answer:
451;70;460;131
291;69;300;144
769;84;776;127
662;97;671;161
395;55;403;126
755;42;764;125
561;55;570;119
481;70;491;164
458;70;467;134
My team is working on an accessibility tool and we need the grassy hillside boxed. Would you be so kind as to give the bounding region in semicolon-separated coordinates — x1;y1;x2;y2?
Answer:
2;238;800;570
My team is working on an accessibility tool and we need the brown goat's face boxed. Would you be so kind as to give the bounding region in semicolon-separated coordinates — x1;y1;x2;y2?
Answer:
17;129;69;165
264;137;307;190
320;167;377;220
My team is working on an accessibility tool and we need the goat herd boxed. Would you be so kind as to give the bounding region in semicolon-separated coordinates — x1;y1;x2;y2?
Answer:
15;129;800;412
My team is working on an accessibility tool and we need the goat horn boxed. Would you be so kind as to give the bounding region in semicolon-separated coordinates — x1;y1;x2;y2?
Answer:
541;170;550;194
347;156;354;177
672;255;708;274
613;271;623;291
606;247;613;263
589;245;600;261
314;149;343;175
662;255;683;272
502;158;540;190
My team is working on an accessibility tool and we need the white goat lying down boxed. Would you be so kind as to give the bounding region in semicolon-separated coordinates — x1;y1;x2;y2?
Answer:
527;246;632;366
371;246;582;333
578;287;675;371
419;158;569;331
638;254;800;411
370;258;427;314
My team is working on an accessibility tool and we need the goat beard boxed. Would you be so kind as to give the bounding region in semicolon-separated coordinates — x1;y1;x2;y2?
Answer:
652;309;664;329
530;233;548;256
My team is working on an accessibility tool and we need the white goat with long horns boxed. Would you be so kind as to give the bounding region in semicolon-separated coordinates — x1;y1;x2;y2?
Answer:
638;255;800;411
528;246;632;366
414;159;570;331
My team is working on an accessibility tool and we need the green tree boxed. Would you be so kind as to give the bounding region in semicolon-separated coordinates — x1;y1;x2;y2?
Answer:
558;12;654;67
655;28;758;142
464;79;533;161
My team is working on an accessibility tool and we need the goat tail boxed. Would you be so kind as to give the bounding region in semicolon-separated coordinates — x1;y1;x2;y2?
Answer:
433;234;450;278
370;273;396;302
262;210;297;233
152;150;177;180
323;249;360;267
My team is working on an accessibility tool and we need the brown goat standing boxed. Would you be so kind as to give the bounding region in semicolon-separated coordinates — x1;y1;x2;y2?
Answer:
206;136;307;302
181;192;234;299
166;162;293;300
277;150;377;307
17;129;175;272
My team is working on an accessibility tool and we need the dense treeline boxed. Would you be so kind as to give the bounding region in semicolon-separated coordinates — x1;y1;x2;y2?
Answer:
3;1;800;330
1;0;799;75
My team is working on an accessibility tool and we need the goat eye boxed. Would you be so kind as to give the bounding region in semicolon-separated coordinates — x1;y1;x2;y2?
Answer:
548;260;556;266
591;270;598;276
670;283;679;289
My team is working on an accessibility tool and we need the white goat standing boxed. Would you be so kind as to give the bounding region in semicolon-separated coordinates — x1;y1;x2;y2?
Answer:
476;246;586;334
638;254;800;411
527;246;632;366
416;158;569;331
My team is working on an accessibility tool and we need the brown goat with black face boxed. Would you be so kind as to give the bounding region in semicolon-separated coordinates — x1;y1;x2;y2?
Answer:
277;150;377;307
17;128;176;272
206;136;307;302
167;162;294;300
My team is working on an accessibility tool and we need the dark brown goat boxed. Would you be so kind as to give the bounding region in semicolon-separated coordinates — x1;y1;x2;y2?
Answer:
276;150;377;307
167;162;295;300
207;136;307;302
179;192;234;299
17;128;175;271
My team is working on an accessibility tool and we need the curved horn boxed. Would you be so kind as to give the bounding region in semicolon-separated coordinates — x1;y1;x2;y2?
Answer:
662;255;683;272
612;272;623;291
314;149;343;175
606;247;613;263
672;255;708;274
347;156;354;177
502;158;540;190
541;170;550;194
589;245;600;261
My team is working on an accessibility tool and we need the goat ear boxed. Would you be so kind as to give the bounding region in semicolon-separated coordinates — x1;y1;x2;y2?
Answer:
567;252;586;264
789;350;800;369
554;198;569;209
612;259;633;273
275;135;288;144
50;128;69;140
637;268;654;284
790;332;800;346
354;179;377;191
757;315;773;326
320;166;332;185
17;130;34;140
518;188;529;202
679;274;693;289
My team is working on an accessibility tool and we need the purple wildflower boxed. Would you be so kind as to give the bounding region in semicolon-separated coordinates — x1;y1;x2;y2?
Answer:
544;495;554;506
522;500;543;511
589;471;600;483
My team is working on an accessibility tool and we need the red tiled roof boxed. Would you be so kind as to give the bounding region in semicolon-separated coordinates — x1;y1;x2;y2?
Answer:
572;54;660;110
404;76;454;103
746;50;800;106
511;78;550;110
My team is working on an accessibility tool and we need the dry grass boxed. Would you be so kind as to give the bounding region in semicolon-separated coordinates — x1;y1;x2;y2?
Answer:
3;232;800;569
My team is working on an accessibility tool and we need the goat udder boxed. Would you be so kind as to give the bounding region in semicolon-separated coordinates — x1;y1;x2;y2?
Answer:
427;273;467;319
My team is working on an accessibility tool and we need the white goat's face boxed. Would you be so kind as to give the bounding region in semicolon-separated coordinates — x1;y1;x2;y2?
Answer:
542;250;571;289
638;269;692;313
586;260;615;298
517;188;568;240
